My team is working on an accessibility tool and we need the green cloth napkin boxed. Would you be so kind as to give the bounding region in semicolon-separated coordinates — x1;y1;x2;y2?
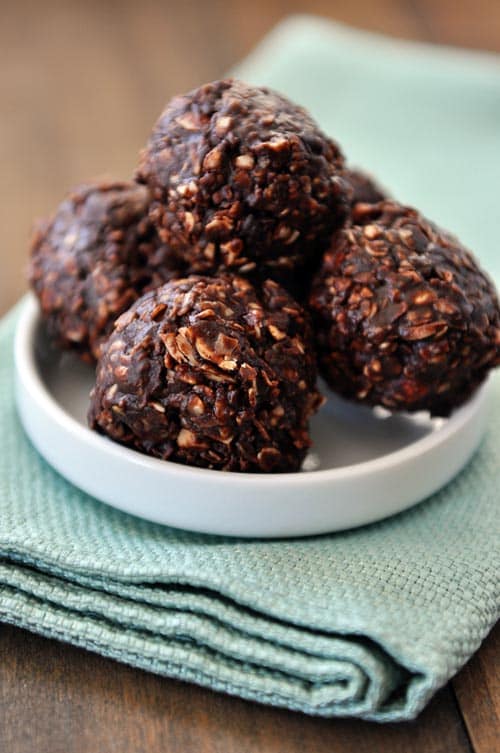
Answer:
1;16;499;721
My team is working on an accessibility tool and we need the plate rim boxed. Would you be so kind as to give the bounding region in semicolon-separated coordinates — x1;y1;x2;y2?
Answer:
14;293;490;488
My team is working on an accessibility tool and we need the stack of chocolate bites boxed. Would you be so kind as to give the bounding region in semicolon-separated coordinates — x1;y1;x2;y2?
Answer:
31;80;500;472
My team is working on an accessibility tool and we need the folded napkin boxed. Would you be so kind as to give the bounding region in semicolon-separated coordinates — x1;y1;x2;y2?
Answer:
1;16;499;721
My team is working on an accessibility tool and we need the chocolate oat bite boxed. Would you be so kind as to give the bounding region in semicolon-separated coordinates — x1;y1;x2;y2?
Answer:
343;168;387;207
30;181;179;362
136;79;348;290
89;275;322;472
310;201;500;416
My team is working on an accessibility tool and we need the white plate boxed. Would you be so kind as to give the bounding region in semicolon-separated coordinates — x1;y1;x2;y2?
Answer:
14;295;489;538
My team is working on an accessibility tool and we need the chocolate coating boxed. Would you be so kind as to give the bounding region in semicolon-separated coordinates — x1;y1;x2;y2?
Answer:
136;79;348;289
30;181;179;362
310;201;500;416
343;168;387;207
89;275;322;472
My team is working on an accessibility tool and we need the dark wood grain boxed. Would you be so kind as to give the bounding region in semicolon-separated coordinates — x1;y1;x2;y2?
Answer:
452;627;500;753
0;1;498;751
0;625;475;753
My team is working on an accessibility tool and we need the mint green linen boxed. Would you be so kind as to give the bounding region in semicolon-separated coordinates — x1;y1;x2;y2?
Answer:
0;17;499;721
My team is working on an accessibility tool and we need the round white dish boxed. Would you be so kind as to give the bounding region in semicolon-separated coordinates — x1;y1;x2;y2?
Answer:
14;295;489;538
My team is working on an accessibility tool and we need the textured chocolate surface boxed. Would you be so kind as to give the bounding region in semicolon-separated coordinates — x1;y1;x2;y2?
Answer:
30;181;179;362
310;201;500;415
343;168;387;207
136;79;348;290
89;275;321;472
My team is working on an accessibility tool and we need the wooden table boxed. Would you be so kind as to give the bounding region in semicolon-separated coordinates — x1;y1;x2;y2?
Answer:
1;2;498;751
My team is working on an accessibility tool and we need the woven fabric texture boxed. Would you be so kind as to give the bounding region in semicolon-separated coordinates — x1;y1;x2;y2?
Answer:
0;17;499;721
